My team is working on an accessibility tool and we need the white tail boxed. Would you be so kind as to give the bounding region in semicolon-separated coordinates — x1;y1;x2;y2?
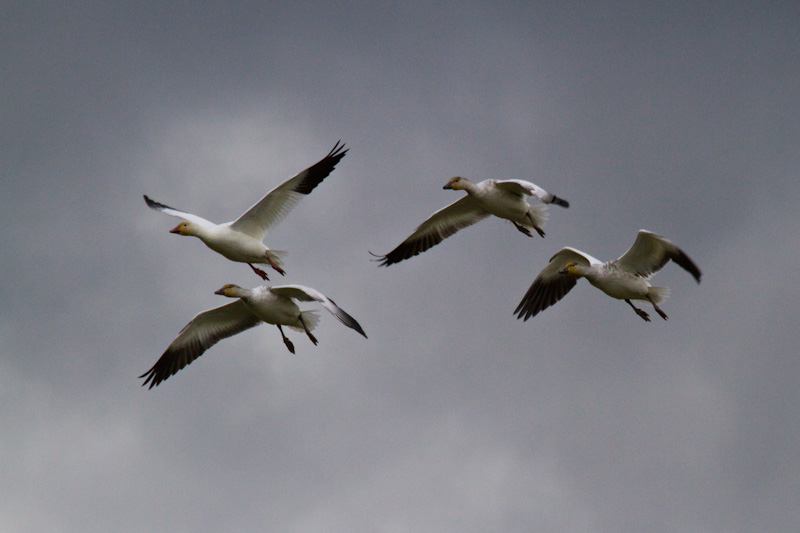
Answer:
262;249;287;268
647;286;671;305
289;310;320;333
526;203;550;228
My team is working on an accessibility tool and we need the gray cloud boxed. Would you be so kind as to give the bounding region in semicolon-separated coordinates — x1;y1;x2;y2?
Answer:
2;1;799;531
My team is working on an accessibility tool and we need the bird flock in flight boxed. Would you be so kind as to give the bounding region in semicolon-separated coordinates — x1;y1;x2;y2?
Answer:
140;141;701;388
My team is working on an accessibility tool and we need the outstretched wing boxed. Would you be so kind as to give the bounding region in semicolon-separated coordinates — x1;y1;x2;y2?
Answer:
230;141;348;239
143;195;216;227
495;179;569;207
616;230;702;282
514;247;597;321
373;196;489;266
139;300;262;389
270;284;367;338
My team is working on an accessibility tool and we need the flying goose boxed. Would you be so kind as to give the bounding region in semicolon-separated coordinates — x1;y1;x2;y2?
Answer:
144;141;347;279
514;230;701;322
374;176;569;266
140;283;367;388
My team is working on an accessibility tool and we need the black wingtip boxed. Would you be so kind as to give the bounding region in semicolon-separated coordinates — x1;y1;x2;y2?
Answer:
138;369;159;389
513;303;534;322
551;195;569;208
672;251;702;284
293;141;350;195
327;140;348;157
336;307;368;338
368;250;391;267
143;194;176;212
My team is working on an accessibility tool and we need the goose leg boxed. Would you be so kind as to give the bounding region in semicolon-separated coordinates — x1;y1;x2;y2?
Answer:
299;315;318;346
512;222;535;238
248;263;270;280
626;299;651;322
646;296;669;320
525;213;546;238
265;253;285;276
277;324;295;353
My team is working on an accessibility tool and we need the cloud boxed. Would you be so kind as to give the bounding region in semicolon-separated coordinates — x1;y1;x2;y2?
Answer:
3;1;799;531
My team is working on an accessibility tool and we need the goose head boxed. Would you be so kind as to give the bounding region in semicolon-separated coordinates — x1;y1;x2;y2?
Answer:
559;261;587;277
443;176;469;190
169;221;197;236
215;284;246;298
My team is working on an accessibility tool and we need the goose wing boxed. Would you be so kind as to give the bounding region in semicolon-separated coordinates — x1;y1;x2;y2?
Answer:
143;195;216;227
230;141;348;239
140;300;262;389
270;285;367;338
514;247;598;321
616;230;702;282
495;179;569;207
374;196;490;266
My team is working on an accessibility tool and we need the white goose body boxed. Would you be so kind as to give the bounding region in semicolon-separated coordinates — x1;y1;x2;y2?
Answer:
185;222;275;264
458;178;542;226
229;285;308;328
579;261;654;301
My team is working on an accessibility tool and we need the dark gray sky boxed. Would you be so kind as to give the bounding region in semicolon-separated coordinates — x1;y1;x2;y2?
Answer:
3;1;799;531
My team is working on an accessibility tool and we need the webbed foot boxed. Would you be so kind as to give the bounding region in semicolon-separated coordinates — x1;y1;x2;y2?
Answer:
626;299;651;322
513;222;534;238
249;263;270;280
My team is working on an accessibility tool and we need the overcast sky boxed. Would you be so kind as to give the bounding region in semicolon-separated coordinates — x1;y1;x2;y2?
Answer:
3;1;799;531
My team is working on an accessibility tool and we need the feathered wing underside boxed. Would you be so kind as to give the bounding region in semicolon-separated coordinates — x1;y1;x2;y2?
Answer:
143;195;216;227
140;300;262;389
230;141;348;239
514;248;596;321
495;179;570;207
616;230;702;282
375;196;490;266
270;285;368;338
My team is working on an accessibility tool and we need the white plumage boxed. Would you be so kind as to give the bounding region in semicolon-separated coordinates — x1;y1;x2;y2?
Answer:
140;283;367;388
144;141;347;279
514;230;701;322
375;176;569;266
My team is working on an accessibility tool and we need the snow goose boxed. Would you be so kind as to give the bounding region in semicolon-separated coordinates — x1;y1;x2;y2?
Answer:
144;141;348;279
140;283;367;388
514;230;701;322
373;176;569;266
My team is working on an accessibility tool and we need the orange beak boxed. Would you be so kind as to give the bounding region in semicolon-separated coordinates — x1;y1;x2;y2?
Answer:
169;224;182;234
